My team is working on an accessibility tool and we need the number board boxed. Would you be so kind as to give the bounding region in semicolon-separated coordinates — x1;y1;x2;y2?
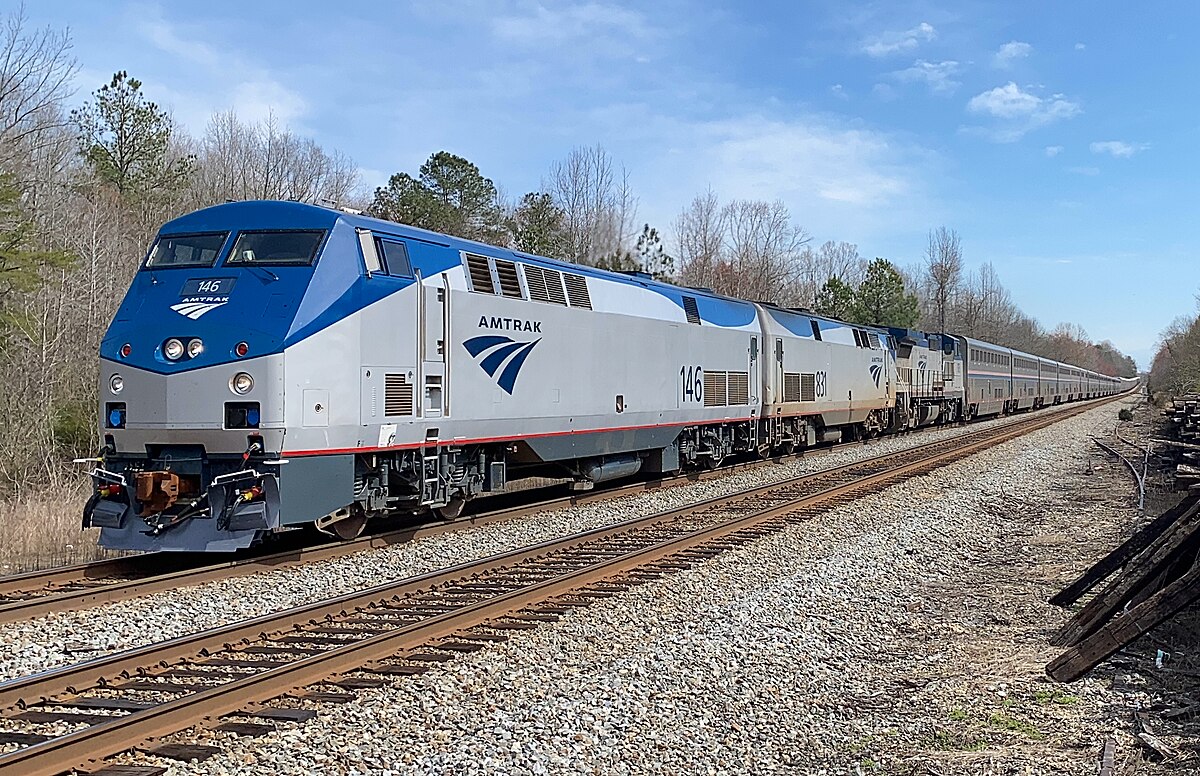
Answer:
179;277;237;297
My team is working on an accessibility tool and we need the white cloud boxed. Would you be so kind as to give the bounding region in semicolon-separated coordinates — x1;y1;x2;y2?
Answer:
892;59;960;94
135;12;308;130
1075;42;1086;51
492;3;648;46
684;115;916;207
994;40;1032;67
872;82;899;101
965;82;1081;141
1067;166;1100;176
861;22;935;57
1089;140;1150;158
1045;145;1063;157
830;83;848;99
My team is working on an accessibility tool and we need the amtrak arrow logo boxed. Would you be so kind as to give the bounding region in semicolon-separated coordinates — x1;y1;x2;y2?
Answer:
170;300;227;319
869;363;883;388
463;335;541;394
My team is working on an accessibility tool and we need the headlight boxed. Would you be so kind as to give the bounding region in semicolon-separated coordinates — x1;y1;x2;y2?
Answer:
186;338;204;358
230;372;254;395
163;338;184;361
109;374;123;394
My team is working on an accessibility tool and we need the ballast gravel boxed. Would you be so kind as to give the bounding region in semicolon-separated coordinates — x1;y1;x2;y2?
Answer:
0;408;1065;683
128;397;1136;775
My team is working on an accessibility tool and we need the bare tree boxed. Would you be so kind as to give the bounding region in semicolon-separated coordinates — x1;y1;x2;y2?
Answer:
676;191;809;304
190;111;359;207
0;7;76;173
922;226;962;333
546;144;637;266
674;188;724;285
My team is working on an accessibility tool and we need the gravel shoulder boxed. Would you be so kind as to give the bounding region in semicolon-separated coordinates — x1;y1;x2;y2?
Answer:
0;408;1069;683
115;396;1144;776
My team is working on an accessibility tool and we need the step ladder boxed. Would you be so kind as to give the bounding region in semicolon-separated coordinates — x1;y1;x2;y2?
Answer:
420;429;441;506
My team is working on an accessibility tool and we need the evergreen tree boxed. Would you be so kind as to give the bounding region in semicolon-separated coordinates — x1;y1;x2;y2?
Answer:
0;174;73;346
508;192;570;258
814;276;856;321
635;223;674;279
370;151;507;245
71;71;194;198
852;257;919;327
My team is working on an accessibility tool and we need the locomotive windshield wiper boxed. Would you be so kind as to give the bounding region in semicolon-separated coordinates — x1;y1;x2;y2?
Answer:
245;265;280;282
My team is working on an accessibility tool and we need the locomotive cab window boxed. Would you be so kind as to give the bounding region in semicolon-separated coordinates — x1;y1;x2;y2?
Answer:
144;232;228;269
376;239;413;278
226;230;325;266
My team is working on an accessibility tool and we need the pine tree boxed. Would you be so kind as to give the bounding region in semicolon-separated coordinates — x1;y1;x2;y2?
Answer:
852;258;919;327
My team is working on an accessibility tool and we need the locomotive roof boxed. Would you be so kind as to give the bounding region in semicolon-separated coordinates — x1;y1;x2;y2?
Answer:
161;200;757;310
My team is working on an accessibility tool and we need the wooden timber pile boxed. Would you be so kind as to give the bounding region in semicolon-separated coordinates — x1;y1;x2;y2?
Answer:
1046;494;1200;682
1160;396;1200;488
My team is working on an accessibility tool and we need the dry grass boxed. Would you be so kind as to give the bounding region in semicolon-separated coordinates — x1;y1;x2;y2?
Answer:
0;480;126;575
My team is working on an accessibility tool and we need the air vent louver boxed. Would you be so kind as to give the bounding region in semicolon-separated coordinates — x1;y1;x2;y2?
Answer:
385;374;414;416
704;370;727;407
727;372;749;405
493;259;522;298
564;273;591;309
801;373;816;402
682;296;701;325
783;373;801;403
544;268;567;305
465;253;494;294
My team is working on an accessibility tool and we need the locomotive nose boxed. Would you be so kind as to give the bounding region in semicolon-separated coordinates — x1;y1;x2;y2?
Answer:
100;354;283;455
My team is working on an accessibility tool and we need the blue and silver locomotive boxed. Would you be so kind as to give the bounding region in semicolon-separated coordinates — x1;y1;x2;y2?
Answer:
85;201;1128;552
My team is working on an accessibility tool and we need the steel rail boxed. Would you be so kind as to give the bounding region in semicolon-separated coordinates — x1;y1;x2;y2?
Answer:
0;390;1126;618
0;394;1122;775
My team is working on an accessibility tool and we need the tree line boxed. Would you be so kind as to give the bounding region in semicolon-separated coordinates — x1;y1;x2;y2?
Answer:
1150;302;1200;398
0;10;1135;492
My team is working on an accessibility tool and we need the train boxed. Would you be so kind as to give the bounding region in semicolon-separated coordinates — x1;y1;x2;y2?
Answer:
83;200;1133;552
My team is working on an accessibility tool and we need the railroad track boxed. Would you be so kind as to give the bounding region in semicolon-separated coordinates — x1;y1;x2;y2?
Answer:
0;394;1122;776
0;460;768;626
0;396;1123;627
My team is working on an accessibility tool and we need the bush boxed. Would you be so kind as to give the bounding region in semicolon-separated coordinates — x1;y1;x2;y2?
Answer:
1118;408;1134;422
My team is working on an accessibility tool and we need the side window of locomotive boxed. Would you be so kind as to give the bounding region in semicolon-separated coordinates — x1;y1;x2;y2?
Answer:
227;230;325;266
144;232;228;269
377;240;413;278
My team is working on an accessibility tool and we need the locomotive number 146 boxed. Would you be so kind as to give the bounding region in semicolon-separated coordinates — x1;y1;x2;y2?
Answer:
680;365;703;403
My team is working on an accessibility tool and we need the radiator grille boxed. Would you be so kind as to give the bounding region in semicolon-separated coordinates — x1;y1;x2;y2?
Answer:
801;373;816;402
783;373;801;402
465;253;494;294
727;371;749;405
525;265;567;305
682;295;701;325
524;265;549;302
493;259;522;298
564;272;591;309
384;374;414;416
867;332;880;349
704;370;727;407
544;268;567;305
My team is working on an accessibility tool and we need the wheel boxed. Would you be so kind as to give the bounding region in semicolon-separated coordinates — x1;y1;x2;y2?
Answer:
330;507;367;540
435;497;466;521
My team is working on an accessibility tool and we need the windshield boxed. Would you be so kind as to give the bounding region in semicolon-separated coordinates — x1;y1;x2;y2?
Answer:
226;230;326;266
144;232;229;269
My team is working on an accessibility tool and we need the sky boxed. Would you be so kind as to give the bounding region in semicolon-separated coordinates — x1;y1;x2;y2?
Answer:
12;1;1199;369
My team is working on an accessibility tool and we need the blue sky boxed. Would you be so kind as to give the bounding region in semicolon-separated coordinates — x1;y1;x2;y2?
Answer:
16;1;1197;368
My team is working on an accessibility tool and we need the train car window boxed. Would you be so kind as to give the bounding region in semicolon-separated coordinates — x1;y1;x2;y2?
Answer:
810;320;822;341
227;230;325;266
144;232;228;269
377;240;413;278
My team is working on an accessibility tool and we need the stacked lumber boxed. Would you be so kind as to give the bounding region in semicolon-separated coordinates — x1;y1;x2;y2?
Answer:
1159;395;1200;488
1047;494;1200;681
